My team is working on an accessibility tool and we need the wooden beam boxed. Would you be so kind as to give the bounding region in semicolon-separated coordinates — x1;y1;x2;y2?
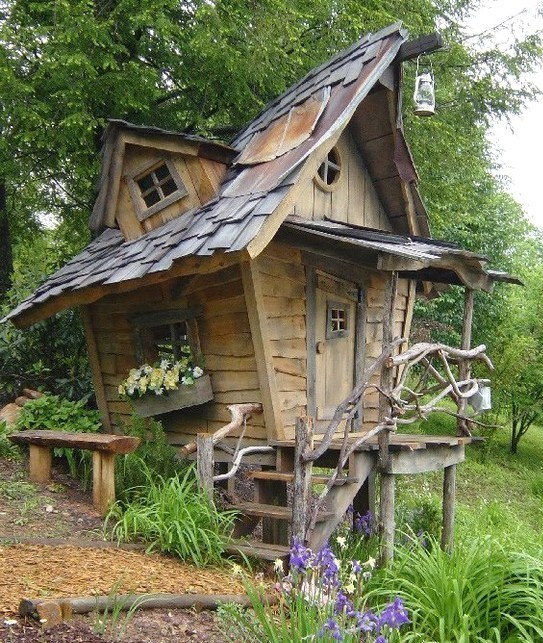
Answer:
396;34;444;62
388;444;465;474
354;291;366;431
196;433;214;501
92;451;116;515
379;473;395;565
306;267;317;418
10;430;140;453
29;445;52;484
292;416;313;544
241;260;285;440
80;305;112;431
457;288;475;435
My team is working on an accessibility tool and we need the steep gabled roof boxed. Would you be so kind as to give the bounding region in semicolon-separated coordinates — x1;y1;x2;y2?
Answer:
5;23;419;327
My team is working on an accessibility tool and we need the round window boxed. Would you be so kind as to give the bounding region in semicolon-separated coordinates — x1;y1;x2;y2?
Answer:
315;147;341;190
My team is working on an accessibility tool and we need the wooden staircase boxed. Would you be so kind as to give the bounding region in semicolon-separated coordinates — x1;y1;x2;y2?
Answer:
226;446;377;560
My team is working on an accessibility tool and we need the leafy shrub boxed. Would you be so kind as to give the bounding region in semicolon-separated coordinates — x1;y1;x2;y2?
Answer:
0;309;92;404
105;461;236;567
114;415;179;502
16;394;101;433
401;496;442;542
0;420;20;459
0;233;92;404
16;394;101;486
366;536;543;642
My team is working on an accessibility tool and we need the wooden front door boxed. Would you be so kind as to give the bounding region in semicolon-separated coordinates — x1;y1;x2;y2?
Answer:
314;275;358;426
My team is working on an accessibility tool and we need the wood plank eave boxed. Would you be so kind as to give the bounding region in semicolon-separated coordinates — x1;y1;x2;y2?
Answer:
388;444;465;475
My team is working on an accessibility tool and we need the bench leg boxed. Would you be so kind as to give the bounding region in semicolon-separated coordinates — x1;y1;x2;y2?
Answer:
93;452;116;516
29;445;52;484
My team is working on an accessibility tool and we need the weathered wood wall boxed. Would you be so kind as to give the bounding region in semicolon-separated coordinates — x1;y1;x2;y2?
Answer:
83;265;266;445
292;129;391;231
257;244;308;438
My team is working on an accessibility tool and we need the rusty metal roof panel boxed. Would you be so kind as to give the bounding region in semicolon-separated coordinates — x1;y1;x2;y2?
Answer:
235;88;330;166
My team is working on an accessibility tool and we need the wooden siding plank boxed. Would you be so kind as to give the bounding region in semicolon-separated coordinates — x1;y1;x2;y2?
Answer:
81;306;112;431
270;338;307;358
267;316;306;341
241;261;284;440
263;296;306;317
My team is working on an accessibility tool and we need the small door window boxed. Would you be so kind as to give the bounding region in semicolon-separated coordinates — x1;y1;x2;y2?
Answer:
326;302;349;339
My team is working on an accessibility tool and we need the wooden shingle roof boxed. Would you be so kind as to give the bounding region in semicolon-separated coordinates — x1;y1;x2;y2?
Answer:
5;23;415;327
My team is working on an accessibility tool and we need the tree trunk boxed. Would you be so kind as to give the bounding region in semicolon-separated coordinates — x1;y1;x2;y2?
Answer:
0;181;13;299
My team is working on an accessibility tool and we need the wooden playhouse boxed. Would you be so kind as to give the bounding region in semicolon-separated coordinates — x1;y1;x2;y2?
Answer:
4;23;516;559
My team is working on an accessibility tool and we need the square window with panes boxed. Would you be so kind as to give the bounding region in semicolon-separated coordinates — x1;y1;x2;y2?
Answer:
326;302;349;339
128;159;188;222
131;310;202;366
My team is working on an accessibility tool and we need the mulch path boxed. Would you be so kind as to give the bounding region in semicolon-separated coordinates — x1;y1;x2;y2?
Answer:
0;543;245;615
0;455;251;641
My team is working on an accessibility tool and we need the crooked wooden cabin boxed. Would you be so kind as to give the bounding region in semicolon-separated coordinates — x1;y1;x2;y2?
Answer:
4;23;517;560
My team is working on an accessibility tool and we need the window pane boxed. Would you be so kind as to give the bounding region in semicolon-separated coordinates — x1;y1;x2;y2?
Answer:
161;178;178;196
137;174;154;192
154;163;170;181
143;189;161;207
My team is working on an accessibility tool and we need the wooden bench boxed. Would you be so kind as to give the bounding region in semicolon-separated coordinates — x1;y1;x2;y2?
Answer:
9;430;140;516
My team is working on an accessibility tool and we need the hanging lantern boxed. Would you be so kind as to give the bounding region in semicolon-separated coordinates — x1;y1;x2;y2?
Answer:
413;56;435;117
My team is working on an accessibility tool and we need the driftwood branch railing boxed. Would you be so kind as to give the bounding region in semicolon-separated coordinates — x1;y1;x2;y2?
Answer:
293;340;495;554
190;403;263;498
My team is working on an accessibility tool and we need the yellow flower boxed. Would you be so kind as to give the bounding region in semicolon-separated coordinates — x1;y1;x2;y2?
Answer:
150;368;164;388
164;370;179;390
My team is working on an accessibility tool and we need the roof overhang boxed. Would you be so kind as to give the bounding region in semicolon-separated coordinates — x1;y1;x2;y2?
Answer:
280;217;520;293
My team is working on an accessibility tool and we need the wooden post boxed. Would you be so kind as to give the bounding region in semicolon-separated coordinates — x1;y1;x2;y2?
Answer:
352;470;376;531
378;272;397;469
354;291;366;430
441;464;456;551
457;288;475;435
29;445;52;484
379;272;397;563
196;433;214;501
92;451;116;516
292;416;313;544
380;472;395;564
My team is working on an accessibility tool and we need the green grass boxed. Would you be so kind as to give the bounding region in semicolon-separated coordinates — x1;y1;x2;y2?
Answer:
395;411;543;552
366;536;543;642
105;459;237;566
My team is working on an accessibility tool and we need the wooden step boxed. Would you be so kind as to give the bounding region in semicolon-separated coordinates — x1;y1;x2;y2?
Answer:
230;501;334;523
227;539;290;561
247;470;359;485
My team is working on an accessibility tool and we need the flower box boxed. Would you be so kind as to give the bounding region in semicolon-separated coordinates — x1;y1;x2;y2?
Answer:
130;375;213;417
